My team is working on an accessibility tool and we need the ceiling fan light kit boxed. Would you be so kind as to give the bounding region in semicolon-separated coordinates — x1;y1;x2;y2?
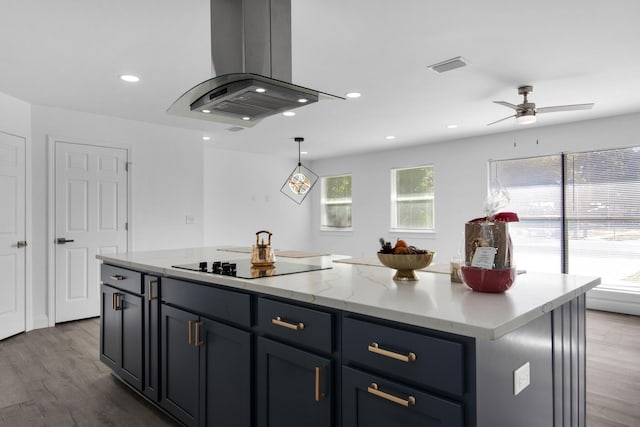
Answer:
280;137;318;204
488;85;594;126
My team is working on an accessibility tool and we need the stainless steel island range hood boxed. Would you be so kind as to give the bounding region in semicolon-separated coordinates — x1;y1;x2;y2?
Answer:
168;0;341;128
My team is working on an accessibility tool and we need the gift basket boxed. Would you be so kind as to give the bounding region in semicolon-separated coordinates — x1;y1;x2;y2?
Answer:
461;188;519;292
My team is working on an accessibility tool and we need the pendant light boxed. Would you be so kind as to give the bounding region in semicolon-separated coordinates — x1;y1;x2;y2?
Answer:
280;137;318;204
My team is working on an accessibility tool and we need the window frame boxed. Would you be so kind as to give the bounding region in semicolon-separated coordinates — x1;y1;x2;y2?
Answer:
390;165;435;232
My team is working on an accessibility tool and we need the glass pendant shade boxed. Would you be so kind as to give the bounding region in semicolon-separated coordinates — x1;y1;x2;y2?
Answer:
281;137;318;204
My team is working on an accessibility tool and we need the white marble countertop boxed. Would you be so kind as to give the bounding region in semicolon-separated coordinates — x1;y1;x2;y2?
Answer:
97;247;600;341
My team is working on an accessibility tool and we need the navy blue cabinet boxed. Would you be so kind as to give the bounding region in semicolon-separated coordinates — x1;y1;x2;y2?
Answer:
160;279;252;427
100;283;143;391
257;337;332;427
143;274;160;402
342;366;464;427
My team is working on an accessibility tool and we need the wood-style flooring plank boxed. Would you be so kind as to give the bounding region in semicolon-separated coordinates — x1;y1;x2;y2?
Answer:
0;318;177;427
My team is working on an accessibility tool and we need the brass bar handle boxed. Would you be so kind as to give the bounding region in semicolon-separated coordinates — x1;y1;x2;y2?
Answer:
147;279;158;301
112;292;116;311
271;316;304;331
188;320;194;345
110;275;125;281
315;366;326;401
367;383;416;407
112;293;122;311
368;342;417;363
195;322;203;347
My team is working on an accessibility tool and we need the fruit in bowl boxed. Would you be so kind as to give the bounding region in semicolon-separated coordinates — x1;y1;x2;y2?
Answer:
377;238;435;281
460;266;517;293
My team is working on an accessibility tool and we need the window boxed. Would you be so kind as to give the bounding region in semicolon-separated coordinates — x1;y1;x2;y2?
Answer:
490;146;640;292
391;165;434;231
321;174;352;230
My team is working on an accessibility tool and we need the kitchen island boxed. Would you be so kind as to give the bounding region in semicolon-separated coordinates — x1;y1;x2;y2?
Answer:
98;247;599;427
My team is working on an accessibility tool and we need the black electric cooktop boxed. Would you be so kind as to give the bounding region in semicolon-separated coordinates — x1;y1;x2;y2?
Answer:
172;259;331;279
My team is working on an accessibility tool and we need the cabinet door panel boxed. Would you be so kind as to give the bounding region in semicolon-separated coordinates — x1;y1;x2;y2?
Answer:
120;292;143;390
342;366;463;427
257;337;332;427
100;285;121;370
161;304;199;427
200;318;252;427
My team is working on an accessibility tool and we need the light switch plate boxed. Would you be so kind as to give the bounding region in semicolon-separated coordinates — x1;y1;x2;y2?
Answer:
514;362;530;395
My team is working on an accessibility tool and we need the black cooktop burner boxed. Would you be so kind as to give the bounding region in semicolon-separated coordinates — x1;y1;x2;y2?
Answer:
172;259;331;279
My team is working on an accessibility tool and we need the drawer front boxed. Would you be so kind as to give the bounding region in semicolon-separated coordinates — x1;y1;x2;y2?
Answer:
342;366;463;427
162;278;251;328
343;317;465;396
258;298;333;353
101;264;142;295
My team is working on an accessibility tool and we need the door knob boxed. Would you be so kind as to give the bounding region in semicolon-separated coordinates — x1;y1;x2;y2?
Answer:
56;238;75;244
17;240;28;248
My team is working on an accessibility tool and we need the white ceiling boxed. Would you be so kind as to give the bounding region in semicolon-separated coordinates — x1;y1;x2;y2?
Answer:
2;0;640;160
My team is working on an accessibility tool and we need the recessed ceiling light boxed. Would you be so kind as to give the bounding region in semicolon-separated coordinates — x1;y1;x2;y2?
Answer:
298;98;308;103
447;124;458;129
242;116;251;121
202;109;211;113
385;135;396;140
345;92;361;99
255;87;266;93
202;136;211;141
283;111;296;117
119;74;140;82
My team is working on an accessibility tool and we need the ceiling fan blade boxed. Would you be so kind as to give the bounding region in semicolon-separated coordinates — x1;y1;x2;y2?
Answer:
487;114;515;126
537;103;595;114
493;101;520;110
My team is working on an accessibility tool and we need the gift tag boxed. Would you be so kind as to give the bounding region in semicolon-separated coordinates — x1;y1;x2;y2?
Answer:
471;247;497;269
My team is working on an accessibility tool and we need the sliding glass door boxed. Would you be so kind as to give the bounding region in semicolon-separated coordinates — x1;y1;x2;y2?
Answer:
490;146;640;293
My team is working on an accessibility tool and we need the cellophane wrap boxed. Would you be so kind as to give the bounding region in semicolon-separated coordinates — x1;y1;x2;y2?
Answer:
465;188;519;269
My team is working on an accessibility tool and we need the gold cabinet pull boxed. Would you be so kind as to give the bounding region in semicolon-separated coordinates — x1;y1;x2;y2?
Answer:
315;366;326;401
147;279;158;301
368;342;416;362
272;316;304;331
195;322;203;347
110;274;125;281
367;383;416;407
112;293;121;311
188;320;194;345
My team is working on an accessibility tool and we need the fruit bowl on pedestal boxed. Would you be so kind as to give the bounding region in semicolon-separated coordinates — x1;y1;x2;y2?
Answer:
377;252;435;281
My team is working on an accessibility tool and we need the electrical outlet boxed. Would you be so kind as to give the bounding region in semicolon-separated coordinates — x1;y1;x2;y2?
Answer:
513;362;530;395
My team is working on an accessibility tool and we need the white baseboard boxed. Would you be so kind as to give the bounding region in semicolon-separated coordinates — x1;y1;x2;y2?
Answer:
30;314;50;331
586;288;640;316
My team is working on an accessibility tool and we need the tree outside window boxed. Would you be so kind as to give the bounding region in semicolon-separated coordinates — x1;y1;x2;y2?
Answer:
391;166;434;230
321;174;352;230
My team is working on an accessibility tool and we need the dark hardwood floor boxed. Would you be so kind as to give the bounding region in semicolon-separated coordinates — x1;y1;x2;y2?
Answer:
1;309;638;426
0;318;177;426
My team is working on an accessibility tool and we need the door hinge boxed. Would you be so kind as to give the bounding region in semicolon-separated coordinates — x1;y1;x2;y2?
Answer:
125;222;128;231
125;162;131;172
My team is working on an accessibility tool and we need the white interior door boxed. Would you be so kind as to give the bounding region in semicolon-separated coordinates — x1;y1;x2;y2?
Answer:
55;141;128;323
0;131;26;340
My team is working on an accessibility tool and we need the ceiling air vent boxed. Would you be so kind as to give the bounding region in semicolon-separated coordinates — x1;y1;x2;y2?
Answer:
427;56;470;74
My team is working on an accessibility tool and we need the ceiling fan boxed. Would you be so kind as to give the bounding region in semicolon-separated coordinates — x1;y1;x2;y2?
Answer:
488;85;594;126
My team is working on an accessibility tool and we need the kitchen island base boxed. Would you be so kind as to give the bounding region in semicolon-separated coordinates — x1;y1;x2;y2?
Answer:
98;249;597;427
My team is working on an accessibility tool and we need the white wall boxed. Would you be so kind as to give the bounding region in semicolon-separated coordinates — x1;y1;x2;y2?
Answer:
203;146;312;251
308;113;640;262
30;105;205;326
